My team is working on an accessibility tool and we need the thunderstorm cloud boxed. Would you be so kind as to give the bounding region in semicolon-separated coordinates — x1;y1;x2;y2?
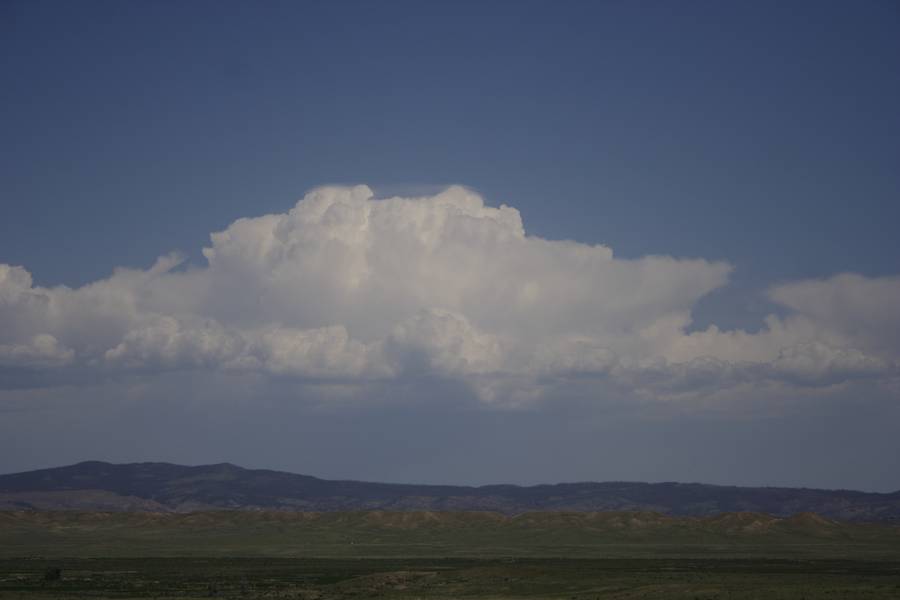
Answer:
1;186;898;406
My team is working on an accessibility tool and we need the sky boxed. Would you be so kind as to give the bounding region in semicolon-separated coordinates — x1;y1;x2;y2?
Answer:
1;0;899;491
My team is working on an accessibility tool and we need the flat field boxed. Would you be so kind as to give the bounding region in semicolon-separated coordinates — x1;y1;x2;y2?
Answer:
2;557;900;599
1;511;899;598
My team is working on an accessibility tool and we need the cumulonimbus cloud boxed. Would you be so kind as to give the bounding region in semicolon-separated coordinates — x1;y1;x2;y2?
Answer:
1;186;898;404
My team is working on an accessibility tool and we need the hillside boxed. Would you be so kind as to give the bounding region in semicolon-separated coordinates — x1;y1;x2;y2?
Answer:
2;461;899;522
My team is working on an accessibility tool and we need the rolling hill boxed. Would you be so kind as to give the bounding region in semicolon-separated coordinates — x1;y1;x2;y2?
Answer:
1;461;899;522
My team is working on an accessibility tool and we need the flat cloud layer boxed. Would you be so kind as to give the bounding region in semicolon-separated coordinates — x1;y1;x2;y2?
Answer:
1;186;898;405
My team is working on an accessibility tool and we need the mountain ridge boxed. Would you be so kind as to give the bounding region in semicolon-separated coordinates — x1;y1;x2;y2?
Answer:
2;461;898;522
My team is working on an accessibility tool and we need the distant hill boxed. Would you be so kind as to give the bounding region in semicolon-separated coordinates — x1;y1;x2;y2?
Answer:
1;461;899;522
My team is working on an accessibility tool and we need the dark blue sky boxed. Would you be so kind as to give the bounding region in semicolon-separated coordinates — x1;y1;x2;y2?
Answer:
2;1;898;328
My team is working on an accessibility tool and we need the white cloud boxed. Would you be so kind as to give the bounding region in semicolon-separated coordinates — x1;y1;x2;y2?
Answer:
769;274;900;356
103;316;243;370
1;186;898;405
385;309;505;377
0;334;74;368
767;341;890;385
241;326;380;379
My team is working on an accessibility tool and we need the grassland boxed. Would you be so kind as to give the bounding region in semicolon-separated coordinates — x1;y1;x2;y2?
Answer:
3;557;900;600
1;511;899;598
2;510;899;560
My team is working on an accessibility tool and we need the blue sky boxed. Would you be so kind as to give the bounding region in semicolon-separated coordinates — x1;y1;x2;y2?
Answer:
1;1;899;489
